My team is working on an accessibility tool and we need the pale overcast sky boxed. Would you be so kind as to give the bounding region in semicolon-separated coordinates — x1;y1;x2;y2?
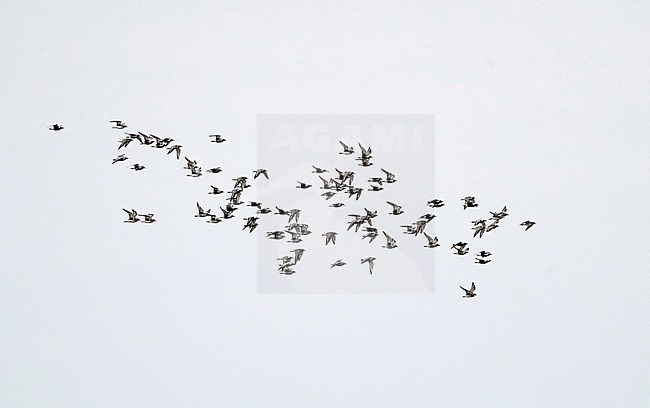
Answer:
1;1;649;407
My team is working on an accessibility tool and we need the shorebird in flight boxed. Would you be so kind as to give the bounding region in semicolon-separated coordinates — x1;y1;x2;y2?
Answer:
361;257;376;275
520;220;536;230
490;206;509;220
129;163;145;171
187;166;202;177
339;141;354;155
423;232;440;248
362;227;378;243
311;166;328;173
462;196;478;210
291;249;305;263
387;201;404;215
253;169;269;179
49;123;64;131
110;120;127;129
206;215;222;224
427;199;444;208
382;231;398;249
209;134;226;143
206;167;222;174
220;204;237;219
140;213;156;223
209;185;224;195
381;168;396;183
112;154;128;164
476;251;492;258
122;208;139;223
118;137;134;150
167;144;182;159
330;259;346;268
460;282;477;298
323;232;337;245
474;258;491;264
195;202;211;217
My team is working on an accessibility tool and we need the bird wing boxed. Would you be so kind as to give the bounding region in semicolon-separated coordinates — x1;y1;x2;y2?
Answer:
339;141;349;150
470;282;476;292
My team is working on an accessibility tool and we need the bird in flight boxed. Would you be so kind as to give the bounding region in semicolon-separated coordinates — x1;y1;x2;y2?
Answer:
382;231;398;249
474;258;491;264
110;120;127;129
195;202;211;217
209;185;224;195
112;154;128;164
297;181;312;189
311;166;328;173
339;141;354;155
381;168;396;183
330;259;346;268
129;163;145;171
428;199;444;208
140;213;156;223
460;282;477;298
253;169;269;179
423;232;440;248
209;134;226;143
206;215;222;224
387;201;404;215
360;257;376;275
122;208;139;223
321;231;337;245
167;144;182;160
49;123;64;131
462;196;479;210
323;232;337;245
520;220;536;230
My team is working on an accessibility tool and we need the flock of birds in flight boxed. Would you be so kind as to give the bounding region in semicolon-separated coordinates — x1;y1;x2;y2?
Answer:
50;121;537;297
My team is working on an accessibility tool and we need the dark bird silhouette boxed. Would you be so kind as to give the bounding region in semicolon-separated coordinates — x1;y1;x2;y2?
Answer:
311;166;328;173
209;185;224;195
195;202;211;217
423;232;440;248
209;134;226;143
381;169;396;183
474;258;491;264
339;141;354;155
329;203;345;208
253;169;269;179
206;167;222;173
296;181;312;189
382;231;398;249
460;282;477;298
118;137;133;150
520;220;536;230
462;196;478;210
428;199;444;208
110;120;127;129
361;257;376;275
140;213;156;223
129;163;145;171
122;208;139;223
112;154;128;164
49;123;64;131
387;201;404;215
206;215;222;224
323;232;337;245
331;259;346;268
167;144;182;159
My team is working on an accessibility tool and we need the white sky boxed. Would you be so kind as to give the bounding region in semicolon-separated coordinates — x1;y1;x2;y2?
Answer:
1;1;649;406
